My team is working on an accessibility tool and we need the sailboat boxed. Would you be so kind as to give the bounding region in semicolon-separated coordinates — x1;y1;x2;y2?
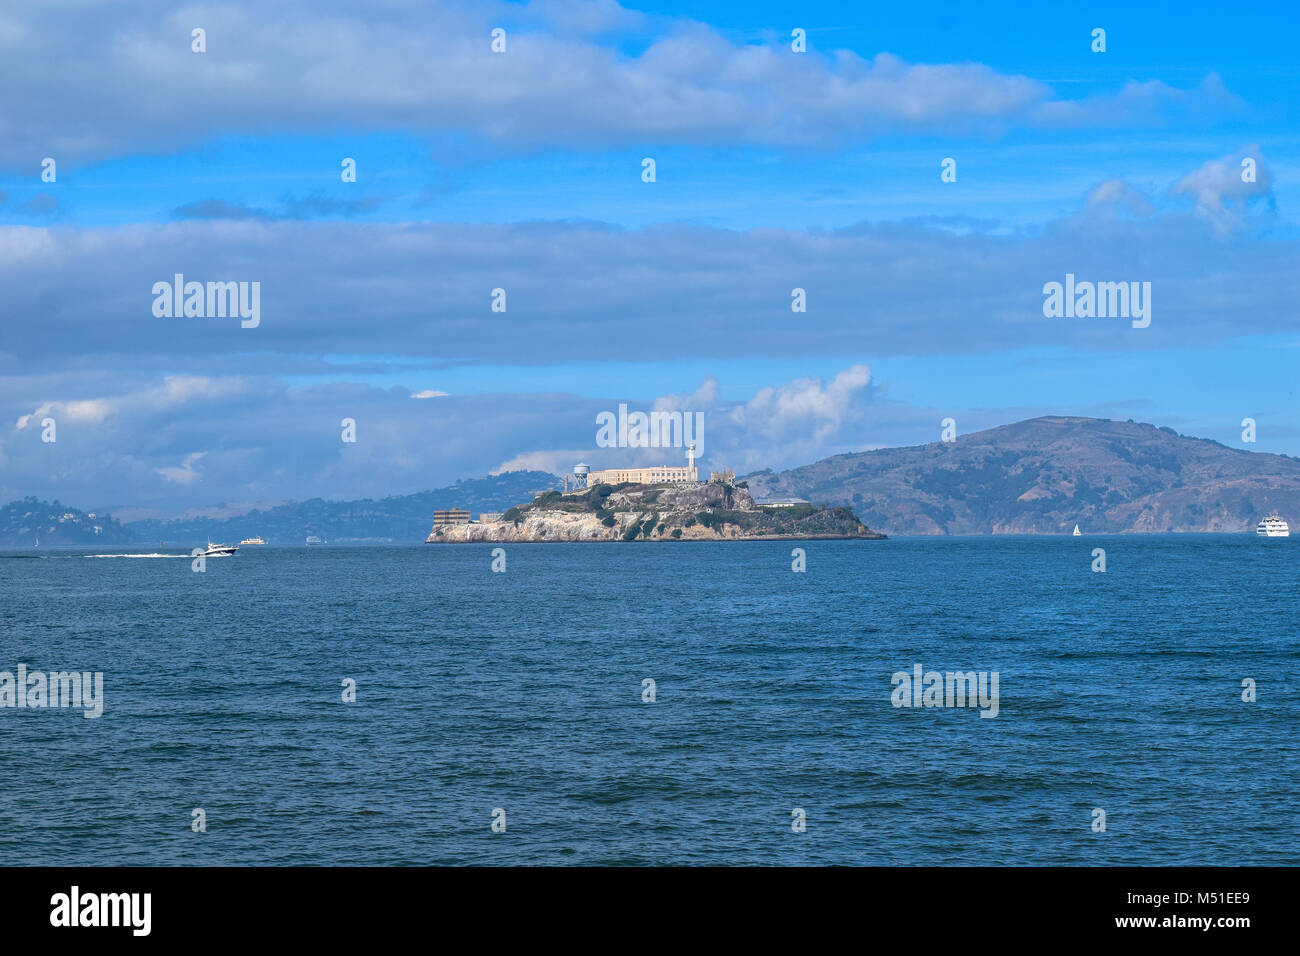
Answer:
1072;524;1081;536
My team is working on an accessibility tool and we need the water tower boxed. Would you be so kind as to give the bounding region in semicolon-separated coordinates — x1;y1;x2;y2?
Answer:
573;462;590;490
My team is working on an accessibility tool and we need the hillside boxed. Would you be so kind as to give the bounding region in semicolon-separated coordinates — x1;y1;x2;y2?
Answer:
744;416;1300;534
0;498;136;547
120;471;562;544
427;478;883;542
15;418;1300;542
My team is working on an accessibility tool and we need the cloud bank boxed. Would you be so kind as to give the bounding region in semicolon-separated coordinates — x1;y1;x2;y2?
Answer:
0;0;1238;169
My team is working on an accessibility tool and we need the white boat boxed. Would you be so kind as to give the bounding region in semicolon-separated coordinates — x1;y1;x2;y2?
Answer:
1256;513;1289;537
1072;524;1081;536
240;536;265;545
305;535;323;545
198;541;239;556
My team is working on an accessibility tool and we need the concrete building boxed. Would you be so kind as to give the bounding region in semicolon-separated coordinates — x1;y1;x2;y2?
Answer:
756;496;810;508
479;513;503;523
432;508;471;525
570;444;700;490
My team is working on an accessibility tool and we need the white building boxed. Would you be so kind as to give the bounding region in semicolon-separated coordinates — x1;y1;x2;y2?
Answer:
569;444;700;489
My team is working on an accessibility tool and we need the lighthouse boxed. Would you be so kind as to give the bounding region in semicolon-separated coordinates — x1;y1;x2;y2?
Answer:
687;443;698;481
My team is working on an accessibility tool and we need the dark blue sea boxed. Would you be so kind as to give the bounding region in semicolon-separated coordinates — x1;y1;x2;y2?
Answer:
1;536;1296;865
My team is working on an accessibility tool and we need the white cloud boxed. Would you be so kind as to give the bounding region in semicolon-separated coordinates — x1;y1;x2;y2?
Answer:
728;364;873;458
411;390;450;399
1171;145;1274;233
14;377;254;430
0;1;1237;168
493;366;876;481
156;452;206;485
492;449;592;475
16;398;112;429
9;202;1295;379
1086;179;1156;218
652;377;720;412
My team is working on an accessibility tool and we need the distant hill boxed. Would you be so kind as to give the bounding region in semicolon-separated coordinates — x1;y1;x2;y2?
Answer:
121;470;562;545
16;419;1300;542
745;416;1300;534
0;498;136;547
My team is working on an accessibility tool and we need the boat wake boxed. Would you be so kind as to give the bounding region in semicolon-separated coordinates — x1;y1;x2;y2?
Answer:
82;553;193;559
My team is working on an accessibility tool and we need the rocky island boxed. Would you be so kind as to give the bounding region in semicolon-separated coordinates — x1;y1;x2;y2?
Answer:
425;477;884;543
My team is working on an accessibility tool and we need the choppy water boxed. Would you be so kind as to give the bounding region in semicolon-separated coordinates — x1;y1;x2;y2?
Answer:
1;536;1296;865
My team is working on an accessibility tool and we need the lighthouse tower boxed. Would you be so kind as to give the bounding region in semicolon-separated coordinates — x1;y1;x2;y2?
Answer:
687;443;698;481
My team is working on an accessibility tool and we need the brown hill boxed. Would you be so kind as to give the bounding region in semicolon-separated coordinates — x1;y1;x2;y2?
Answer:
745;416;1300;534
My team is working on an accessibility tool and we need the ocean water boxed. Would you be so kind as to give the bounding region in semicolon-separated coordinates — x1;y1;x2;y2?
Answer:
0;536;1296;866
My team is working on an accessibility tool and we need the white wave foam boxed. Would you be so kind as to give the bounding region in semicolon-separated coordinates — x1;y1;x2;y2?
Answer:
83;553;192;559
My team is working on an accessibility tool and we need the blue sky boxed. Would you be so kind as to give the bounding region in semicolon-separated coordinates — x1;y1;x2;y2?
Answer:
1;0;1297;514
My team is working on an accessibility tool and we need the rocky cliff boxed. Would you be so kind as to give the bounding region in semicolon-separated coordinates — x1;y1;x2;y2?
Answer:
426;479;883;542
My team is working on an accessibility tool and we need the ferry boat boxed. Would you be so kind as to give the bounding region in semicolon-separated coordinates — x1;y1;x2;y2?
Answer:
198;541;239;556
305;535;323;546
239;536;265;545
1256;513;1289;537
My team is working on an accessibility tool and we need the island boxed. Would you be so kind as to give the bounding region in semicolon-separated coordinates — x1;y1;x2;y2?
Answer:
425;475;885;543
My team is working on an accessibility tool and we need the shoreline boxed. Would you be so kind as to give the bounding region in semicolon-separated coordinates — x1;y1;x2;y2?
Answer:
425;530;887;543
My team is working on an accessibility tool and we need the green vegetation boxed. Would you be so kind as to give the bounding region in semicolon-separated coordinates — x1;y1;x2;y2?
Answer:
479;478;877;541
774;504;816;519
516;482;638;518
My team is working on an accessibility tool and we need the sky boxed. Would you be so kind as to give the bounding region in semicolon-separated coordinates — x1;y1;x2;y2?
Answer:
1;0;1298;516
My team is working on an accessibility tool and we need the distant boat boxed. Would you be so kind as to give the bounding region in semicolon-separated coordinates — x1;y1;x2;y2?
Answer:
198;541;239;556
1256;513;1289;537
240;536;266;545
1072;524;1081;536
305;535;323;546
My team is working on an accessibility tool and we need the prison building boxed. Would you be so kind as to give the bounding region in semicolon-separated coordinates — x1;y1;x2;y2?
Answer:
432;508;471;525
580;444;700;488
